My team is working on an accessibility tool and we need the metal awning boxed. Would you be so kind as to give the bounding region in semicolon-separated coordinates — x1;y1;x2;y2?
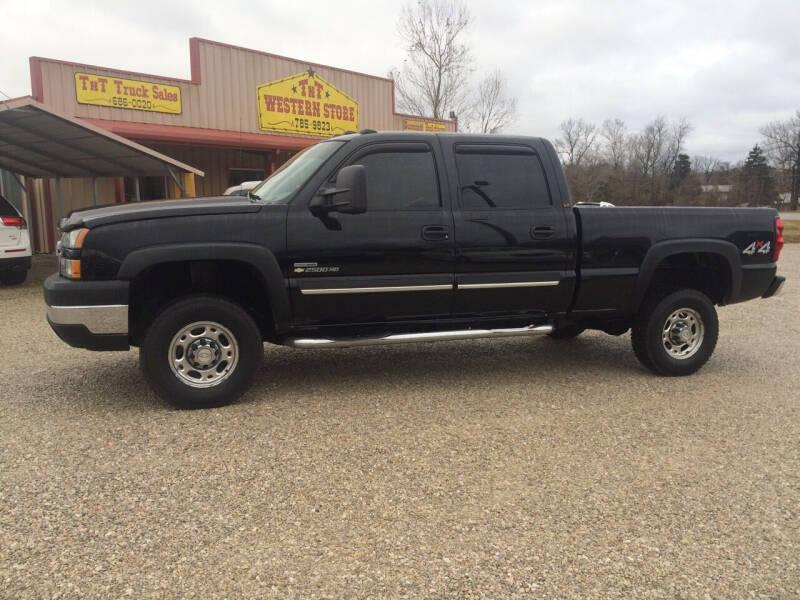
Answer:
0;97;203;178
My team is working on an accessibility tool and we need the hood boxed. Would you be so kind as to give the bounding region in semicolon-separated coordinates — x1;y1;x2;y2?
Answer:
60;196;262;231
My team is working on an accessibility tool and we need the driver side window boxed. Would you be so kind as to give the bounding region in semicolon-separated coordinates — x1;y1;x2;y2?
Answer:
351;150;440;211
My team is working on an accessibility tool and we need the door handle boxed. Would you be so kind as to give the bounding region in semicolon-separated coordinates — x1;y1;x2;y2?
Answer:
531;225;554;239
422;225;449;241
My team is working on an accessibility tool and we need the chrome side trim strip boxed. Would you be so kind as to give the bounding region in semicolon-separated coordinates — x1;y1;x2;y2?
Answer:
47;304;128;334
301;281;561;294
300;284;452;295
287;324;553;348
457;281;559;289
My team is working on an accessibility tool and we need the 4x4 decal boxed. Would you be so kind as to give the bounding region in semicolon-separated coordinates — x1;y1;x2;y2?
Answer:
742;241;771;256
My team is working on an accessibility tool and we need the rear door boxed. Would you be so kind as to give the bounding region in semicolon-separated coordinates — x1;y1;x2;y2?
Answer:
446;141;575;318
286;139;455;326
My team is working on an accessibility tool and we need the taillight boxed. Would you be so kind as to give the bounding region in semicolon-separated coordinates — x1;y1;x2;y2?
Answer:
773;217;784;262
1;216;26;228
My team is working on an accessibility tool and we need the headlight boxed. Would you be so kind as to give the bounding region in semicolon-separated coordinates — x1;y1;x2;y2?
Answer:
60;228;89;250
58;228;89;279
59;256;81;279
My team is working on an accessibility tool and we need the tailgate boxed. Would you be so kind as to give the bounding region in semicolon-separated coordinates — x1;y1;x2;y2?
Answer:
0;223;23;247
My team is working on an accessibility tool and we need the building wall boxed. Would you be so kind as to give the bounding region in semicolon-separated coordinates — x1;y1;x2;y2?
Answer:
33;38;456;138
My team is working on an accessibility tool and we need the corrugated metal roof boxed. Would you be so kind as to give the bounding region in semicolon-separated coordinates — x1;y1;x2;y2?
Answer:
0;97;204;178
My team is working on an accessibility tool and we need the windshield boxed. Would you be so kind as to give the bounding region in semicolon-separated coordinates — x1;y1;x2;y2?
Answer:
251;141;344;204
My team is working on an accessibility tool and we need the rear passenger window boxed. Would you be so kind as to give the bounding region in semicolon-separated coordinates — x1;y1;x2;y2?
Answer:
353;150;439;210
456;150;551;209
0;194;19;217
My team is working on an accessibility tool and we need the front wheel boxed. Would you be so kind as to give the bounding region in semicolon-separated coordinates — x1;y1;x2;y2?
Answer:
631;289;718;376
141;295;263;409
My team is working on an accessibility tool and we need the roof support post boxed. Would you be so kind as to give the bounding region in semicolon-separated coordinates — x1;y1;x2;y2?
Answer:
92;178;99;206
9;171;27;192
134;176;141;202
167;167;185;199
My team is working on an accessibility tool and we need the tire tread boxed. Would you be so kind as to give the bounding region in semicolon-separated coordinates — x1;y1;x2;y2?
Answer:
631;289;718;376
141;294;262;409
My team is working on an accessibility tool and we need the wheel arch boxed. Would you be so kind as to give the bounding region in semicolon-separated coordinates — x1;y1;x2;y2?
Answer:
631;239;741;312
118;243;290;338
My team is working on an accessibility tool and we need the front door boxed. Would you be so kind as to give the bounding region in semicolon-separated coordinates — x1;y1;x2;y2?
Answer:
447;142;574;318
286;140;454;327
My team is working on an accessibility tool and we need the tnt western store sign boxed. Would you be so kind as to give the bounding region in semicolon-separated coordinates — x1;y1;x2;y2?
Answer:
257;69;358;136
21;37;455;246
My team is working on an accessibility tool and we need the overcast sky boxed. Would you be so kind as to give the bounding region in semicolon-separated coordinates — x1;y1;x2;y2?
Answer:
2;0;798;162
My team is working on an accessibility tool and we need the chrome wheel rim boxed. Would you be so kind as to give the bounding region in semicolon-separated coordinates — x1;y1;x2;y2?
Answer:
662;308;704;360
168;321;239;388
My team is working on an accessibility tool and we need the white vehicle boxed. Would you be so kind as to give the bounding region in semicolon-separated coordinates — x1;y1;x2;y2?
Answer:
0;193;32;285
222;180;262;197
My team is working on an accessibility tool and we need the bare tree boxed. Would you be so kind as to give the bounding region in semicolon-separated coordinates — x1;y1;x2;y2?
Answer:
631;116;668;179
663;117;693;175
600;118;628;168
390;0;472;120
629;116;676;203
464;70;517;133
555;118;599;167
761;110;800;210
692;155;721;183
630;116;692;191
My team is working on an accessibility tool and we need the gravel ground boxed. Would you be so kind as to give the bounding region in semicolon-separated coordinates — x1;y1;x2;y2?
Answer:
1;250;798;599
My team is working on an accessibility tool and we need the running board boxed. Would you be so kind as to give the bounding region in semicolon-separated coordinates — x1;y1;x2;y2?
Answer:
286;324;554;349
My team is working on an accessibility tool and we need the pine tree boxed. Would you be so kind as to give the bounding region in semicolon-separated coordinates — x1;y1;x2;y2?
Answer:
739;145;774;205
670;153;692;188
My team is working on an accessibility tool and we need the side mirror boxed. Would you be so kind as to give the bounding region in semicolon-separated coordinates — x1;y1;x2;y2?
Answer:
310;164;367;215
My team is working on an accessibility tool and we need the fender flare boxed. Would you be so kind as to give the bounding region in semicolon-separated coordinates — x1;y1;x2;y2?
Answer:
631;238;742;312
117;242;290;333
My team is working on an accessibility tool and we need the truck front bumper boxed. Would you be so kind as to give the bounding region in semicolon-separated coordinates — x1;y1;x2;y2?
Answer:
44;274;130;351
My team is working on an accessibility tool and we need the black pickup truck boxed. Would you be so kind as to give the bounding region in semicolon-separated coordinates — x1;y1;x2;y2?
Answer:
45;131;786;408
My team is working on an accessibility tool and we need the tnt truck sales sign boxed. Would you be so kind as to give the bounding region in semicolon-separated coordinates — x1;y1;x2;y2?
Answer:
257;70;358;136
75;72;182;114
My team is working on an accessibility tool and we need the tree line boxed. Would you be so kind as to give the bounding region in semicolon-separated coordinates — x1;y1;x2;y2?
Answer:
553;114;799;210
389;1;799;210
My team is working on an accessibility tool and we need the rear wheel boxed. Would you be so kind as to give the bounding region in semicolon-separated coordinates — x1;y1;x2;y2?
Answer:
141;295;262;409
631;289;718;376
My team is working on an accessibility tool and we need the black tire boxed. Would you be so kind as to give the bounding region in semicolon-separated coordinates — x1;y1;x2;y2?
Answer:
631;289;718;376
1;270;27;285
548;324;585;340
141;295;262;409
